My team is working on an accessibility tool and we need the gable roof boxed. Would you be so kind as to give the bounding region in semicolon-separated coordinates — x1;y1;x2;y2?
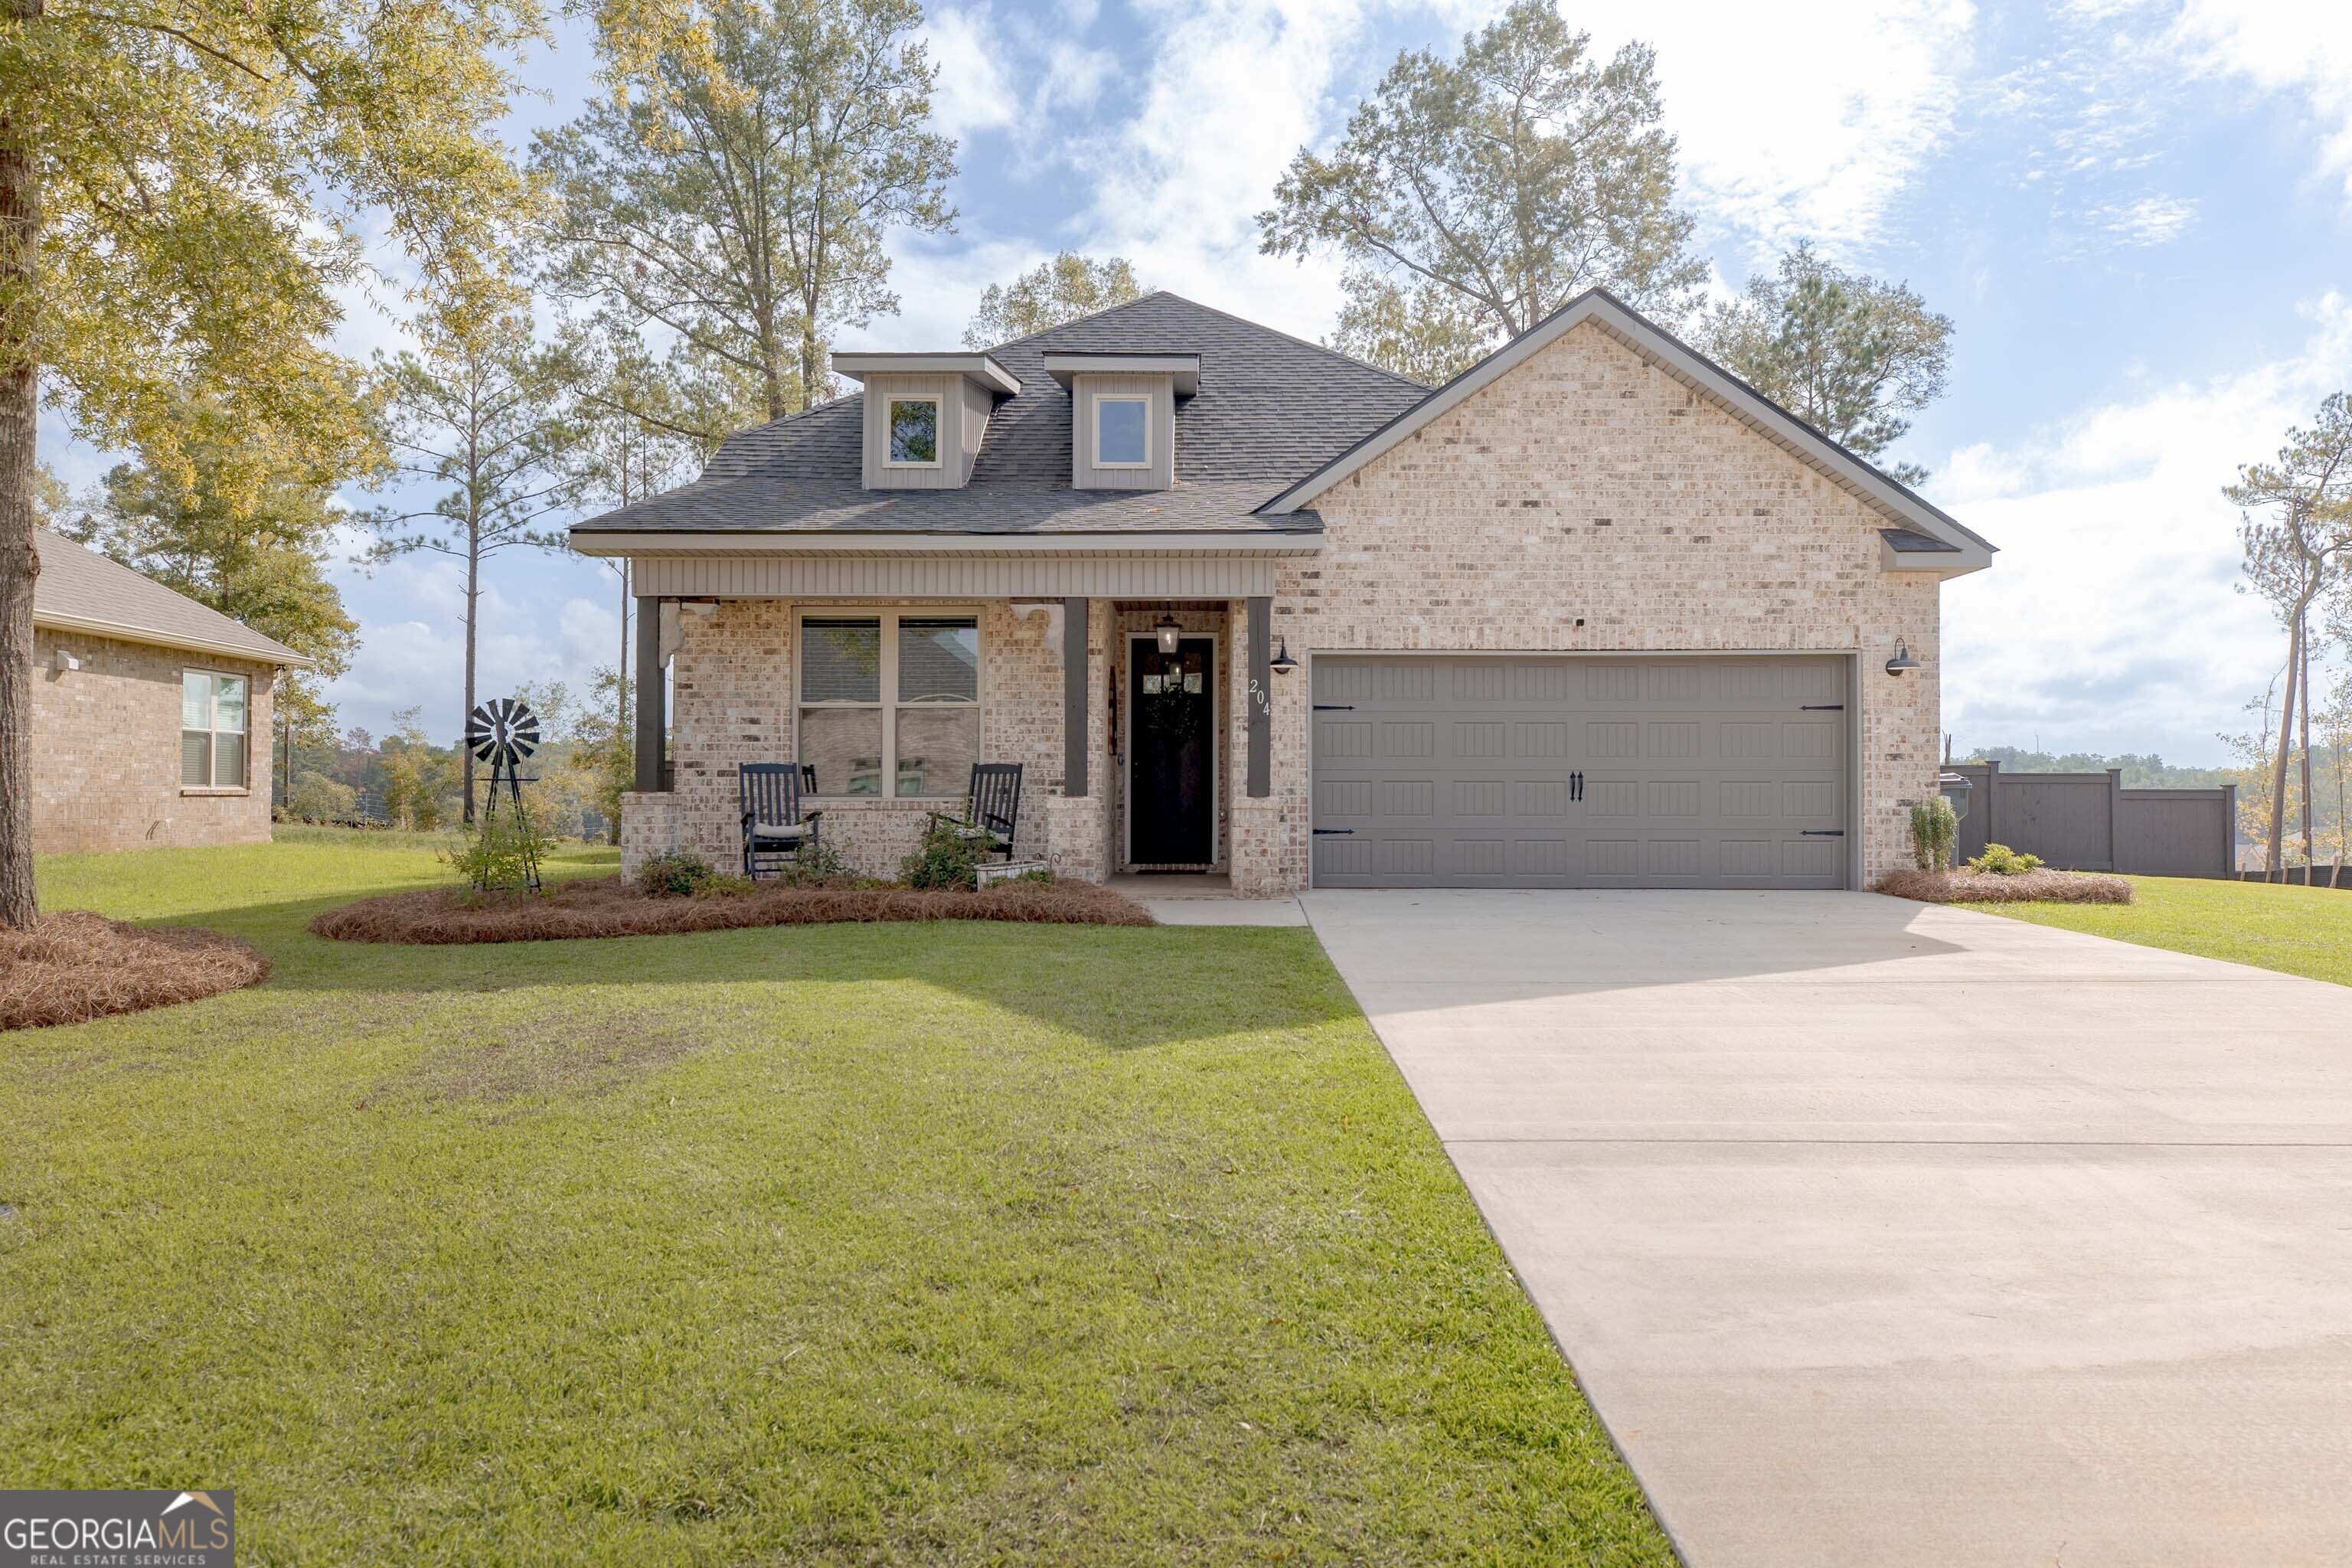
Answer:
33;530;309;666
572;292;1429;540
1260;287;1994;570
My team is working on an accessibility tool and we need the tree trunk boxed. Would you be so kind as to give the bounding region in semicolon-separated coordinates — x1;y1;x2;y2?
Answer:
2266;609;2305;881
462;529;479;825
0;20;43;933
2298;626;2315;872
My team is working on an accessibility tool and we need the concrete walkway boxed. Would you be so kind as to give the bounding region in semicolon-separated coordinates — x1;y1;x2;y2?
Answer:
1301;889;2352;1568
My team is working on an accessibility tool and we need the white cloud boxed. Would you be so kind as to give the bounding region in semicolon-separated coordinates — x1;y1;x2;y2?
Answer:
2094;192;2198;245
923;4;1116;154
1940;293;2352;763
1570;0;1978;257
1060;0;1378;338
2164;0;2352;197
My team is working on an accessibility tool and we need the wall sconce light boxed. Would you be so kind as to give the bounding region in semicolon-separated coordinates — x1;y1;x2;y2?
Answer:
1155;612;1181;655
1269;639;1298;674
53;648;80;673
1885;639;1920;675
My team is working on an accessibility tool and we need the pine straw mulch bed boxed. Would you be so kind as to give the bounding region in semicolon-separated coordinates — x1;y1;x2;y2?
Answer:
1873;868;2135;905
3;912;270;1031
310;874;1158;945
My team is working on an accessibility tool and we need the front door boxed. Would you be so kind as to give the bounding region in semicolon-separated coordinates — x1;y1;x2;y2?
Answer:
1128;636;1216;867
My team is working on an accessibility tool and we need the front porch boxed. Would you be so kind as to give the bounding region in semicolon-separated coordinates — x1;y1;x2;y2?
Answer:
617;587;1300;897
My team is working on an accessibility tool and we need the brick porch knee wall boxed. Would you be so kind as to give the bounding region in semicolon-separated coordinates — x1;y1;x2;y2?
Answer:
1231;319;1941;897
653;597;1073;880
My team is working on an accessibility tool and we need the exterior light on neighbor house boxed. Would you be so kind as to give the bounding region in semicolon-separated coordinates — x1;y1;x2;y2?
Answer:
1885;639;1920;675
54;648;80;673
1155;612;1181;655
1270;639;1298;674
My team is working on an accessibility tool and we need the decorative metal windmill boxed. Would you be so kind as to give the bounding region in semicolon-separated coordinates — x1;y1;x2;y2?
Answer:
464;697;544;891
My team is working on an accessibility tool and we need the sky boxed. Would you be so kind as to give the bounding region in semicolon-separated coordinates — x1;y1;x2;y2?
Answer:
40;0;2352;765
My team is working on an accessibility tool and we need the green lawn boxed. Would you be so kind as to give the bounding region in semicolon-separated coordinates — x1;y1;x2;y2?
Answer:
1965;874;2352;987
2;833;1671;1566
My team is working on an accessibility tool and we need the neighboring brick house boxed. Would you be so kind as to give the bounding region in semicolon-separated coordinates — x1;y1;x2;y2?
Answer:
29;529;305;854
573;290;1993;895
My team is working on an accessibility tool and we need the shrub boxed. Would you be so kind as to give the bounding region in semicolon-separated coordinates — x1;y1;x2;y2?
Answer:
1909;795;1958;873
288;769;358;822
693;873;757;899
1967;842;2043;876
637;851;714;898
446;806;557;895
901;818;990;890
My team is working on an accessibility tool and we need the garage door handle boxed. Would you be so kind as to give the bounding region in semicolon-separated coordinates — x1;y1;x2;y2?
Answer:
1801;829;1845;837
1571;771;1583;801
1312;828;1354;836
1799;704;1845;711
1313;704;1354;710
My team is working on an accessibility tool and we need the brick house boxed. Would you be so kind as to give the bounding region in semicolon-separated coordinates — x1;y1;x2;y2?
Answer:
573;289;1993;895
30;529;305;854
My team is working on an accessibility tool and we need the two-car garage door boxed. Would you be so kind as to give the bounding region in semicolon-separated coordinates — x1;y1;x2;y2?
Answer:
1310;655;1851;889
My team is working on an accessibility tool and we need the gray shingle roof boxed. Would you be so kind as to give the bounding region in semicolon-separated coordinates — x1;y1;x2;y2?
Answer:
33;530;307;665
574;292;1429;538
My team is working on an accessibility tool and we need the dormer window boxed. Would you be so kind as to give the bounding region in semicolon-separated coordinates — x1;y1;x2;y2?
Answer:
1094;395;1150;468
1043;352;1197;492
887;397;941;467
832;351;1020;490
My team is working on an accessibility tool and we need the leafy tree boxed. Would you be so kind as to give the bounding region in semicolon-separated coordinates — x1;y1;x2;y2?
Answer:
368;299;575;822
1325;269;1490;386
536;0;956;431
2226;393;2352;878
570;663;635;843
379;707;462;831
0;0;565;927
64;403;363;802
1696;241;1953;484
963;253;1146;348
286;769;358;822
1258;0;1704;383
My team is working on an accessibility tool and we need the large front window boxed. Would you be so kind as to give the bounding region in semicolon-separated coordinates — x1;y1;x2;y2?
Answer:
797;612;979;797
181;670;248;788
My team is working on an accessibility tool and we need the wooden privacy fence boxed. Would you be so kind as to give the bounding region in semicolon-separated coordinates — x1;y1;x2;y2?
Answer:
1943;763;2238;879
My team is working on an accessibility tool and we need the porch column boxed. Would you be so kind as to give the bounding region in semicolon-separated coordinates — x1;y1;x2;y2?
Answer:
1062;596;1089;795
634;594;666;792
1246;595;1271;798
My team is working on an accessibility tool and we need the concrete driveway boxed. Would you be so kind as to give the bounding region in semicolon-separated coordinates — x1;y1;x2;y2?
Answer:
1302;890;2352;1568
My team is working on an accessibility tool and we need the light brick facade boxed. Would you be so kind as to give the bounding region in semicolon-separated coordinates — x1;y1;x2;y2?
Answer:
1247;320;1940;890
622;319;1948;893
30;627;277;855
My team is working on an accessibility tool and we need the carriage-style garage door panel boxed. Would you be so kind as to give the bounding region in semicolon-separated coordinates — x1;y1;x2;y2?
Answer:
1311;655;1850;888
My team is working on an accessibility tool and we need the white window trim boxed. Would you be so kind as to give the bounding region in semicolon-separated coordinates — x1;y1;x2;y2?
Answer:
1092;393;1152;469
794;608;983;800
884;395;945;469
181;667;250;793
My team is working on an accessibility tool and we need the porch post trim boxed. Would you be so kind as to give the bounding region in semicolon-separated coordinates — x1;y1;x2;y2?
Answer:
634;594;666;792
1063;596;1089;797
1246;595;1271;798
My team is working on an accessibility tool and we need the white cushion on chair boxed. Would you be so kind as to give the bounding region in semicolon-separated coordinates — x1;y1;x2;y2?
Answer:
750;822;808;841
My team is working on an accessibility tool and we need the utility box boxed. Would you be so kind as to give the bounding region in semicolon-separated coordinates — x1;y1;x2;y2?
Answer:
1938;771;1973;822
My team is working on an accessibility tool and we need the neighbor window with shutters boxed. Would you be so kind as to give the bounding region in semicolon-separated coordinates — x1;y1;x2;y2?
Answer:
796;612;980;798
181;671;249;789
